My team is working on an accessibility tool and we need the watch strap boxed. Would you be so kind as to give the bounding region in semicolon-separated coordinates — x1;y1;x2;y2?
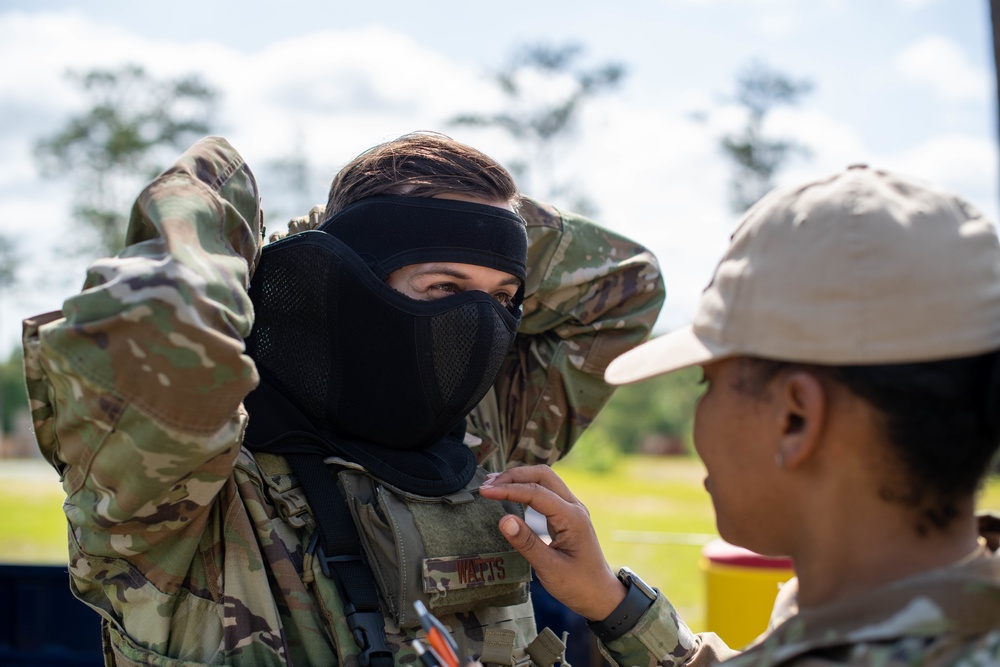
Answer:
586;571;657;642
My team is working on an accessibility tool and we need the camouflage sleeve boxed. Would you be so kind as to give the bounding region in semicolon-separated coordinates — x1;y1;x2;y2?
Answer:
469;197;665;469
600;592;739;667
22;136;262;557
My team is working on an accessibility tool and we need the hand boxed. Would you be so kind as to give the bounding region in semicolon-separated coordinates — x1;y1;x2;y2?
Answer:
479;465;626;621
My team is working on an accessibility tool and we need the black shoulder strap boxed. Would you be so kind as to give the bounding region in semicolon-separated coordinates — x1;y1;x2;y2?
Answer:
286;452;393;667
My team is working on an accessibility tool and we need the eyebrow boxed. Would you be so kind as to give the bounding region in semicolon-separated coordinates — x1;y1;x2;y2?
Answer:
413;265;522;287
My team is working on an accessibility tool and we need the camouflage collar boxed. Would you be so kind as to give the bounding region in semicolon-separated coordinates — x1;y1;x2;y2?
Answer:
737;553;1000;666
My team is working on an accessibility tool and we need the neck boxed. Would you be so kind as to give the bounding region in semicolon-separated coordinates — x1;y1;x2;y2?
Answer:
791;501;981;609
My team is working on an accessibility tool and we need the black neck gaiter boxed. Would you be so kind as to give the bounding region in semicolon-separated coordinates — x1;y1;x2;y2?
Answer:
242;197;527;494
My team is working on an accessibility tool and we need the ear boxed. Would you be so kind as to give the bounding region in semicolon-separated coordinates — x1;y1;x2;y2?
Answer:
774;371;826;470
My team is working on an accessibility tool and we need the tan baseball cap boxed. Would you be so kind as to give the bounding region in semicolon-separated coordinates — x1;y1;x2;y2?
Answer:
605;164;1000;385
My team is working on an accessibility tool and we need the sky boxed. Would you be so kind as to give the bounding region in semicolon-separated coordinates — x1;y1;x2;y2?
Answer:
0;0;995;354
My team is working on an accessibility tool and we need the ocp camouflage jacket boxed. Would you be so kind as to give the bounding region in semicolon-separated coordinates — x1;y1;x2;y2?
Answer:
603;540;1000;667
22;136;665;666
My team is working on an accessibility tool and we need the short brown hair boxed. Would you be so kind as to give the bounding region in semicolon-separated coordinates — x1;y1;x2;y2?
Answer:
324;131;519;218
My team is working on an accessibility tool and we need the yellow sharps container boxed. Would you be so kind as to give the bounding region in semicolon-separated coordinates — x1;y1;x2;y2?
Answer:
701;539;794;648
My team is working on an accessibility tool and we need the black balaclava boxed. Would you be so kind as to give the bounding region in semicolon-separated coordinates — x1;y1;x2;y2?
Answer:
242;196;527;495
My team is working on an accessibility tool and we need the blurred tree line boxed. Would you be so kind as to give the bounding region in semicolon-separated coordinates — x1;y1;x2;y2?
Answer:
0;50;811;461
564;367;704;473
0;349;26;438
34;65;218;256
450;42;625;217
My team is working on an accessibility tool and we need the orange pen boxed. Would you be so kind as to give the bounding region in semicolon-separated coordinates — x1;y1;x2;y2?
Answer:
414;601;459;667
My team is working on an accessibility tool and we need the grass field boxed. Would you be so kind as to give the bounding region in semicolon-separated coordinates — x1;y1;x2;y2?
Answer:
2;455;999;634
554;456;719;629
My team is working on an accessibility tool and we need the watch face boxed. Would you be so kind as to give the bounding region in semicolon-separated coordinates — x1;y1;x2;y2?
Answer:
619;567;656;601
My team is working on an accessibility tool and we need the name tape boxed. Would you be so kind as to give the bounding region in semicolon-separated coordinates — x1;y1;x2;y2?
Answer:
422;551;531;593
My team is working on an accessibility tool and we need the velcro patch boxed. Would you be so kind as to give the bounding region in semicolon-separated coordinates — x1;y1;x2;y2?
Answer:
422;551;531;593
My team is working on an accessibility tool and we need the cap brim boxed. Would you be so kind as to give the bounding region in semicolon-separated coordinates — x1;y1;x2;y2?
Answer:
604;326;731;385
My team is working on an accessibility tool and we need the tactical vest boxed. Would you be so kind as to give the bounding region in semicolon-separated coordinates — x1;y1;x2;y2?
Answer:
255;453;569;667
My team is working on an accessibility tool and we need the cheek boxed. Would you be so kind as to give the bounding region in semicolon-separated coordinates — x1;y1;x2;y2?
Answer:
693;391;762;478
385;271;420;300
692;392;722;461
385;270;406;291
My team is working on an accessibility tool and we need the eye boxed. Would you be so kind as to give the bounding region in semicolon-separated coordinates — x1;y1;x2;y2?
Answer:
493;291;514;308
427;283;459;297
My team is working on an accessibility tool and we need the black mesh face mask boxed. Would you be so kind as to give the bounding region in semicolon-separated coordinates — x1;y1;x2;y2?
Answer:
245;229;522;451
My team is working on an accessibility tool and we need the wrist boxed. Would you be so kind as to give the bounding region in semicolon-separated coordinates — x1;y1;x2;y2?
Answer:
587;567;657;643
583;573;628;622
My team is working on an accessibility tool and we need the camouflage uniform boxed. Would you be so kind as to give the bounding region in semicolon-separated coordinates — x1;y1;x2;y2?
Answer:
21;136;664;666
602;537;1000;667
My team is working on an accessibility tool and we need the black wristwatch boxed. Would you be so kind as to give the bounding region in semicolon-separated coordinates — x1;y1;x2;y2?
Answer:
587;567;658;642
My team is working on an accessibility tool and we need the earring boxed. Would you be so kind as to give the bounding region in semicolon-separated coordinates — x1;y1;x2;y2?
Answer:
774;451;785;468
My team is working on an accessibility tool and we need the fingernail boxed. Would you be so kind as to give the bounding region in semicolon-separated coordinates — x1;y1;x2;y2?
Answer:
481;473;500;488
500;516;520;537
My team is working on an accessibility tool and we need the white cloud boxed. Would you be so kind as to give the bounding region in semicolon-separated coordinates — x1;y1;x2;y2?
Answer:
562;98;738;333
882;134;998;221
755;12;798;37
895;0;942;9
667;0;798;5
0;6;995;352
764;107;872;178
896;35;990;102
0;13;503;350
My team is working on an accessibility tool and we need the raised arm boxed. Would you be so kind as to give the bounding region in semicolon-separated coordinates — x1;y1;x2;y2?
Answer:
469;197;665;469
22;136;263;558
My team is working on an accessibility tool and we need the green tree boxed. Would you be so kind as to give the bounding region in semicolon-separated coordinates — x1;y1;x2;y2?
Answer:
0;348;26;437
34;64;217;256
0;234;21;446
450;43;625;215
720;61;813;213
0;235;17;291
565;366;704;473
261;129;315;228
